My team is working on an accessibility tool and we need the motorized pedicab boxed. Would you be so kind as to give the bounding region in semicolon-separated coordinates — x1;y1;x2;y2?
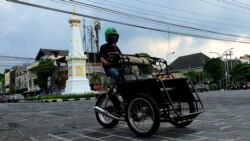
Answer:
94;52;204;137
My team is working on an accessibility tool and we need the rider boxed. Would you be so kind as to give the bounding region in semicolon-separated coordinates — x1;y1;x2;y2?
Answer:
100;27;122;81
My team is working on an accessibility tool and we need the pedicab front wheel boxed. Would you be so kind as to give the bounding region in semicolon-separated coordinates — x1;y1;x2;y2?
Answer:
95;94;120;128
126;93;160;137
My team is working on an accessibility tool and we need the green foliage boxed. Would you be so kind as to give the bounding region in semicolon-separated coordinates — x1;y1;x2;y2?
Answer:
25;93;96;101
89;73;102;84
203;58;224;83
4;69;10;73
209;83;221;90
0;73;3;83
230;62;250;84
33;59;57;91
0;73;3;92
184;71;197;84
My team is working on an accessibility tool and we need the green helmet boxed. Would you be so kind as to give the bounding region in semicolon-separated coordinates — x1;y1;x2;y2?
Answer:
105;27;119;42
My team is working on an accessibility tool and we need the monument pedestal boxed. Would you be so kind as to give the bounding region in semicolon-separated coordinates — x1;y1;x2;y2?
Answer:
64;78;91;94
63;57;91;95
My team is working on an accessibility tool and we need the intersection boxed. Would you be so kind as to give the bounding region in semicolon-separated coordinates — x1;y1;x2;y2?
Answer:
0;90;250;141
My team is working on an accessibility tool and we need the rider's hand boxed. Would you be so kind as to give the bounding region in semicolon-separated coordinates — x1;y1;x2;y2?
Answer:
104;61;112;66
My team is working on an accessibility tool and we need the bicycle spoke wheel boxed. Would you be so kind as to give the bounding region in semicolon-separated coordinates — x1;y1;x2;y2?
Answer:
126;94;160;137
95;94;120;128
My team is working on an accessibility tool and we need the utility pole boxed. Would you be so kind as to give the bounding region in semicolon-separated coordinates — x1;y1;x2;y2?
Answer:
94;20;101;53
209;48;233;89
228;51;233;85
82;19;87;53
229;51;233;70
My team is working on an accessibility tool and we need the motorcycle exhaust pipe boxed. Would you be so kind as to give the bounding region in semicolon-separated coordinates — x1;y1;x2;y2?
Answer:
93;106;120;120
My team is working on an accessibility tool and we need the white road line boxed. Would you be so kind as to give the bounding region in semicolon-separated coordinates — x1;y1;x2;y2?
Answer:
48;134;71;141
214;122;225;125
29;137;39;141
235;118;245;121
194;137;208;141
84;129;142;141
220;126;232;130
69;132;103;141
193;131;205;135
15;119;28;122
242;121;250;124
233;115;241;119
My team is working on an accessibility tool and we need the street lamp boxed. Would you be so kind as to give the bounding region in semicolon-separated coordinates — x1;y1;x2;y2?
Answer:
166;52;175;62
209;48;234;88
209;51;222;59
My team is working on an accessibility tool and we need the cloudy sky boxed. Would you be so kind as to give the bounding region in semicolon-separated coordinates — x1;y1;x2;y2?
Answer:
1;0;250;70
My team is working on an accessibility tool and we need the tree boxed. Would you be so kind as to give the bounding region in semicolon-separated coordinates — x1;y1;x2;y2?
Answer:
34;59;57;94
0;73;3;92
0;73;3;83
184;71;197;84
230;62;250;87
203;58;224;83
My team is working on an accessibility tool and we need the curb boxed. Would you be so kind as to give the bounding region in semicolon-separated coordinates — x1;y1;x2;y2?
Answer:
20;97;98;103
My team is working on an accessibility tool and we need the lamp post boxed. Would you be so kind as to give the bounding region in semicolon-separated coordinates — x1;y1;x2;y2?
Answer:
166;52;175;62
209;48;233;88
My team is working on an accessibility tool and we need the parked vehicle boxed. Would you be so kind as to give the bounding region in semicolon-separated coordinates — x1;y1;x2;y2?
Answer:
242;82;250;90
195;84;209;92
94;53;204;137
13;94;24;102
7;95;15;103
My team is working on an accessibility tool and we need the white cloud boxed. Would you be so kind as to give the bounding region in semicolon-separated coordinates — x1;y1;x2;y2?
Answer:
121;35;196;62
200;40;250;59
0;0;15;11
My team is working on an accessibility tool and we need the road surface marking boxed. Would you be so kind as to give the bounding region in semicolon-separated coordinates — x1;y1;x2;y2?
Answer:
236;118;245;121
48;134;71;141
214;122;225;125
220;126;231;130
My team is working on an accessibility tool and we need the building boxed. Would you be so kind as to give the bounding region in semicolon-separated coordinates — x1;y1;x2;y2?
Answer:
15;66;29;94
169;53;210;84
239;54;250;64
23;48;69;95
86;52;103;74
8;67;16;94
25;61;40;96
23;48;104;95
4;71;10;94
1;57;103;95
170;53;210;72
0;81;2;94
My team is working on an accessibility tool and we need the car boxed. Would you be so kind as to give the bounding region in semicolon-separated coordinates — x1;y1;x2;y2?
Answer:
195;84;209;92
13;94;24;102
243;82;250;90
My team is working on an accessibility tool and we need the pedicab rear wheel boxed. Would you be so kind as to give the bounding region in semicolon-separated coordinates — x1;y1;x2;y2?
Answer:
126;93;160;137
169;101;195;127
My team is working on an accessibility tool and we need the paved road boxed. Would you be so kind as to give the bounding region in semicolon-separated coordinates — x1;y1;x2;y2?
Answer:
0;90;250;141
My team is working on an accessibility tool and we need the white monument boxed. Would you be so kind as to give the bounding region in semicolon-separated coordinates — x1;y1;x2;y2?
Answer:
63;9;91;94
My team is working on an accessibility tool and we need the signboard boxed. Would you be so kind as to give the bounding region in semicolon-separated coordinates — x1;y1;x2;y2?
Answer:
86;66;104;73
75;65;84;76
